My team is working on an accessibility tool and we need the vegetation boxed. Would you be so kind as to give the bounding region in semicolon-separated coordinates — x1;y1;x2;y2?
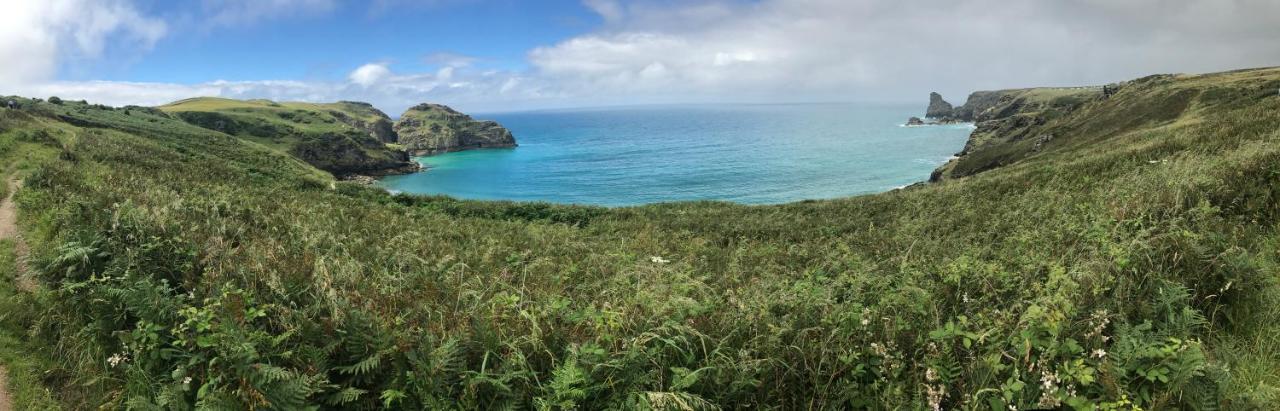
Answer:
0;66;1278;409
158;97;409;175
393;103;516;156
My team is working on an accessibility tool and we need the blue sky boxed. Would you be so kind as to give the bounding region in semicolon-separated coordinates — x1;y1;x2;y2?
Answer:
82;1;604;84
2;1;1278;113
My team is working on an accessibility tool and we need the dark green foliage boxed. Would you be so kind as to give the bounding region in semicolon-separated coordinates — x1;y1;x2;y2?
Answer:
1;67;1280;409
163;98;411;175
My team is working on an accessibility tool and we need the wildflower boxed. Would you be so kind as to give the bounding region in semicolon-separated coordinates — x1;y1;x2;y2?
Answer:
1038;370;1062;407
962;293;971;304
1092;348;1107;359
649;256;670;264
860;318;870;326
921;368;946;409
107;353;129;367
183;377;193;385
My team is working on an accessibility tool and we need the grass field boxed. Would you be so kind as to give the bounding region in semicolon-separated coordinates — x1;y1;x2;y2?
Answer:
159;97;407;175
0;66;1278;409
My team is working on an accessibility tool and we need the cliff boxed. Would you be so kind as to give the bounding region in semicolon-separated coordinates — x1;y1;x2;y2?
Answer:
325;101;397;143
925;92;954;118
392;103;517;156
929;68;1280;182
159;97;418;176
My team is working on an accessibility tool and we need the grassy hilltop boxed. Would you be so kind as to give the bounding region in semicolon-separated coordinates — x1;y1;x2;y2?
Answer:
0;67;1278;409
158;97;413;176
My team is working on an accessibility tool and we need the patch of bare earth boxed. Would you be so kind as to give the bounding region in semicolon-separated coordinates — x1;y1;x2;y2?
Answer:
0;178;27;410
0;179;32;292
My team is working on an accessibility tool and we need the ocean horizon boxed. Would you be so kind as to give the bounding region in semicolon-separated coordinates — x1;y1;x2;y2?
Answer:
378;103;974;206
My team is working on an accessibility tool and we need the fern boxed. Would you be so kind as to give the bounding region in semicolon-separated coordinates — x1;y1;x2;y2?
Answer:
334;351;383;376
326;386;367;406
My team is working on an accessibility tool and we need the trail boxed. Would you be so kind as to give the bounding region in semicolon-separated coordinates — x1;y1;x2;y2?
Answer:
0;179;30;293
0;178;26;411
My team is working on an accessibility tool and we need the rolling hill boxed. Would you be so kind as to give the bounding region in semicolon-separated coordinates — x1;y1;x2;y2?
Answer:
0;67;1277;409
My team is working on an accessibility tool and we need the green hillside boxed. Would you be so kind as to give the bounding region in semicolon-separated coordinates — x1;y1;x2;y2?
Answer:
159;97;413;176
0;67;1278;409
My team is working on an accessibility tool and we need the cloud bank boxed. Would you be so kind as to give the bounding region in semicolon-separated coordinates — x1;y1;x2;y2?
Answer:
0;0;165;88
2;0;1279;113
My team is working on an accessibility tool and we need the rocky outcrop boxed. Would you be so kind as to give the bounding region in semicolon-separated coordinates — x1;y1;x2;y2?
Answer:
162;98;420;177
928;85;1122;182
327;101;397;143
905;116;925;126
288;131;420;176
392;103;517;156
925;92;954;118
949;91;1005;122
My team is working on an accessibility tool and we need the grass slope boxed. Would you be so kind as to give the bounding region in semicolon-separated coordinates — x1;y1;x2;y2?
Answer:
0;67;1277;409
159;97;408;175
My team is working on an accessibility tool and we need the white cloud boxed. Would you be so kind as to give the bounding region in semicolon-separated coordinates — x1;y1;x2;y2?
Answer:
521;0;1280;105
6;0;1280;113
348;63;393;88
0;0;166;88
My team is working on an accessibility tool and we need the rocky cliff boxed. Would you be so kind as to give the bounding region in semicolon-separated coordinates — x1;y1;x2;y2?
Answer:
160;97;418;176
326;101;397;143
925;92;954;118
925;70;1252;182
392;103;517;156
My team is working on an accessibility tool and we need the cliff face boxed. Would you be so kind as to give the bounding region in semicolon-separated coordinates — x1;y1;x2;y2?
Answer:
393;103;517;156
925;92;954;118
160;98;418;176
926;69;1263;182
326;101;397;143
949;91;1006;122
288;131;417;175
929;87;1105;181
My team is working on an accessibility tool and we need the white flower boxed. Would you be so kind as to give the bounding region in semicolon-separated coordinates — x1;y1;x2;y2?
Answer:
107;353;129;367
860;318;870;326
183;377;193;385
962;293;971;304
649;256;670;264
1092;348;1107;359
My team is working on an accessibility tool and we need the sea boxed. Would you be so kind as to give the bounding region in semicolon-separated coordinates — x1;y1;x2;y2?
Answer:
377;103;974;206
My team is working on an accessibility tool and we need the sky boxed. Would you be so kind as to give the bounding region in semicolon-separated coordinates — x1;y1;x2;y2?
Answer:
1;0;1279;114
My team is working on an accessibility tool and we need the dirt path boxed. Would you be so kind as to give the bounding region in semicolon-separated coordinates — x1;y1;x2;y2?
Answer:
0;178;25;411
0;178;31;293
0;179;18;239
0;365;10;411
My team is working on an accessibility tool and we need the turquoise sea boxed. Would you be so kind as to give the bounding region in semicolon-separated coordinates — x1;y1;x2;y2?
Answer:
378;104;974;206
